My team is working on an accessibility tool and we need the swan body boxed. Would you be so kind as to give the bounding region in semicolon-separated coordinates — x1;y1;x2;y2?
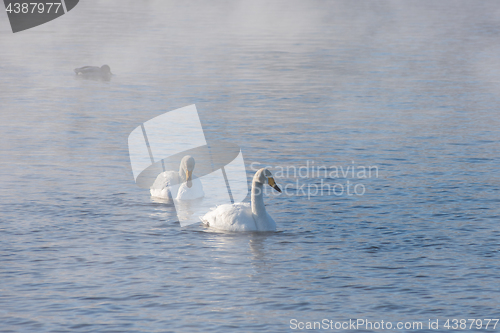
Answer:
201;168;281;231
149;170;180;198
176;178;204;200
74;65;112;80
150;155;204;200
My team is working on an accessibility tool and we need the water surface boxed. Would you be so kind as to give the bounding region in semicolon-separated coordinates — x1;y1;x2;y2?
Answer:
1;1;499;332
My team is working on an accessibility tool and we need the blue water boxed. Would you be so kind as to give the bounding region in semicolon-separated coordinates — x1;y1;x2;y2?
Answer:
1;1;499;332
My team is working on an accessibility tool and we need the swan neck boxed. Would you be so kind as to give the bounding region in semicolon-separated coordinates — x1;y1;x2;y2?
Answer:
251;181;266;218
178;164;185;182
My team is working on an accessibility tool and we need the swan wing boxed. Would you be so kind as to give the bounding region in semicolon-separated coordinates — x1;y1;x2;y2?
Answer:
201;203;257;231
150;171;180;199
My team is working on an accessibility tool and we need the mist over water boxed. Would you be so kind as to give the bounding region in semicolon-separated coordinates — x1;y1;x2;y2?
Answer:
1;1;499;332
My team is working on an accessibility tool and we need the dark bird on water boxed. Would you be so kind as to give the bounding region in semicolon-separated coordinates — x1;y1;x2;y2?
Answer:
74;65;112;80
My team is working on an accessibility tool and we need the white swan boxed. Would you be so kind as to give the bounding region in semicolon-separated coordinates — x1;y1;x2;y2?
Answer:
201;168;281;231
150;155;205;200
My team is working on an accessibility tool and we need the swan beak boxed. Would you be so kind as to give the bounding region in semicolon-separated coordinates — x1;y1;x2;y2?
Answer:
186;170;193;188
268;177;282;193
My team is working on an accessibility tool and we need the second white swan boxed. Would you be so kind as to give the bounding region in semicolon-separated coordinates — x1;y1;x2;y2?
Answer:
150;155;205;200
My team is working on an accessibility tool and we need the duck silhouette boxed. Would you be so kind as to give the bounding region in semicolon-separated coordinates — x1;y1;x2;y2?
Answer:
74;65;112;81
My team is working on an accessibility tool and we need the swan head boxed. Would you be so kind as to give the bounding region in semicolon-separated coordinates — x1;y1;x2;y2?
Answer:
180;155;195;188
254;168;282;193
